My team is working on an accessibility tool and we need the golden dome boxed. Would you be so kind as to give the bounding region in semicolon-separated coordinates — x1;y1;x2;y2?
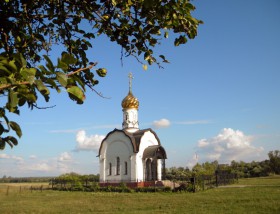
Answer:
121;91;139;109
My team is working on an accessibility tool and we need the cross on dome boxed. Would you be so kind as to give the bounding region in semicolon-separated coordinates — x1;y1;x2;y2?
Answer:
128;72;133;93
121;72;139;110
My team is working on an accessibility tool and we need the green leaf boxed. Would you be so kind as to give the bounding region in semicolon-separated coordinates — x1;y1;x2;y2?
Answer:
159;55;166;61
38;65;51;74
174;35;187;46
0;58;17;73
96;68;107;77
0;64;10;74
67;86;84;104
57;59;68;71
0;138;5;150
142;64;148;71
35;80;50;94
23;92;37;103
35;80;50;102
61;52;77;65
0;124;4;135
43;55;55;72
143;0;155;8
159;55;170;63
9;121;22;138
111;0;117;6
18;98;26;107
7;60;18;72
5;136;18;148
0;108;10;126
19;54;27;67
8;91;19;112
72;75;86;90
45;78;60;92
144;52;150;61
56;72;68;87
174;38;180;46
20;67;36;84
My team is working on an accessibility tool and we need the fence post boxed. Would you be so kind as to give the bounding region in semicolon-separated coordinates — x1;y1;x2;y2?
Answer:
190;177;196;193
215;172;218;187
193;177;196;193
6;186;9;196
202;176;205;191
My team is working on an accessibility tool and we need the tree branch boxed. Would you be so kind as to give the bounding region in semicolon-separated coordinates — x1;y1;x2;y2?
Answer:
66;62;97;76
88;85;110;99
0;63;97;92
0;81;30;91
32;104;56;109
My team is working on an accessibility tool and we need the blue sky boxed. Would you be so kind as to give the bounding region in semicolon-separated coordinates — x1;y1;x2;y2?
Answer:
1;0;280;177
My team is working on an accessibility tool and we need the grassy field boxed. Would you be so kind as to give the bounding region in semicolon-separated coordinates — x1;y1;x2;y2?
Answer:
0;176;279;214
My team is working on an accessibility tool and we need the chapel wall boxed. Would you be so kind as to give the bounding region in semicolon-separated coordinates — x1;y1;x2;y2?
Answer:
101;132;134;182
135;131;160;181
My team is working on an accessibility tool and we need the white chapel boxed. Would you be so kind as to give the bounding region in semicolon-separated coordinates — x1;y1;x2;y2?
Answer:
98;73;167;186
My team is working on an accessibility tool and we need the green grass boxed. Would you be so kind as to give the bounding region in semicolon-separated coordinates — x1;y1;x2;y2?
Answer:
0;176;279;214
236;175;280;186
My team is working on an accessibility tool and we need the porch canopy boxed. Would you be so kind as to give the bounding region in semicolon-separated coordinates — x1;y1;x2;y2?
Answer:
143;145;167;159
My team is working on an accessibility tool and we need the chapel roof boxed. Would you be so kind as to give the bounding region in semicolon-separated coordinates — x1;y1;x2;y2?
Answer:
143;145;167;159
98;128;161;156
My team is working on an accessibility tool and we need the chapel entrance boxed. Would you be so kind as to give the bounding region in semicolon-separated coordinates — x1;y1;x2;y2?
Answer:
143;145;167;181
145;159;158;181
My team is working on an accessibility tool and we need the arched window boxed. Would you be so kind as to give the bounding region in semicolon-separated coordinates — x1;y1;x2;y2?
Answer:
124;161;128;175
116;157;120;175
109;163;112;176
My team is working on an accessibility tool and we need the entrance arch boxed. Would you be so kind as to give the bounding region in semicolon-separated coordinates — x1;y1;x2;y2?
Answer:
143;145;167;181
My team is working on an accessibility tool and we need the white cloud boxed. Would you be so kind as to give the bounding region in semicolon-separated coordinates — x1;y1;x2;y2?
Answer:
29;155;37;159
14;157;24;162
75;130;105;151
197;139;209;147
152;118;171;129
0;154;10;159
20;153;73;174
196;128;264;164
57;162;71;173
0;154;24;162
0;152;80;176
58;152;72;162
150;119;211;129
27;163;53;172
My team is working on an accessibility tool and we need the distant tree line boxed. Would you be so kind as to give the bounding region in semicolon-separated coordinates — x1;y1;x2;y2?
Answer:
1;150;279;184
165;150;280;181
0;176;54;183
0;173;99;184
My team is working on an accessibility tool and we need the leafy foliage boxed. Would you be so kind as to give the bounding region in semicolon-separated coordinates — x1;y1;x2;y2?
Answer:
268;150;280;174
165;151;280;181
0;0;202;149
